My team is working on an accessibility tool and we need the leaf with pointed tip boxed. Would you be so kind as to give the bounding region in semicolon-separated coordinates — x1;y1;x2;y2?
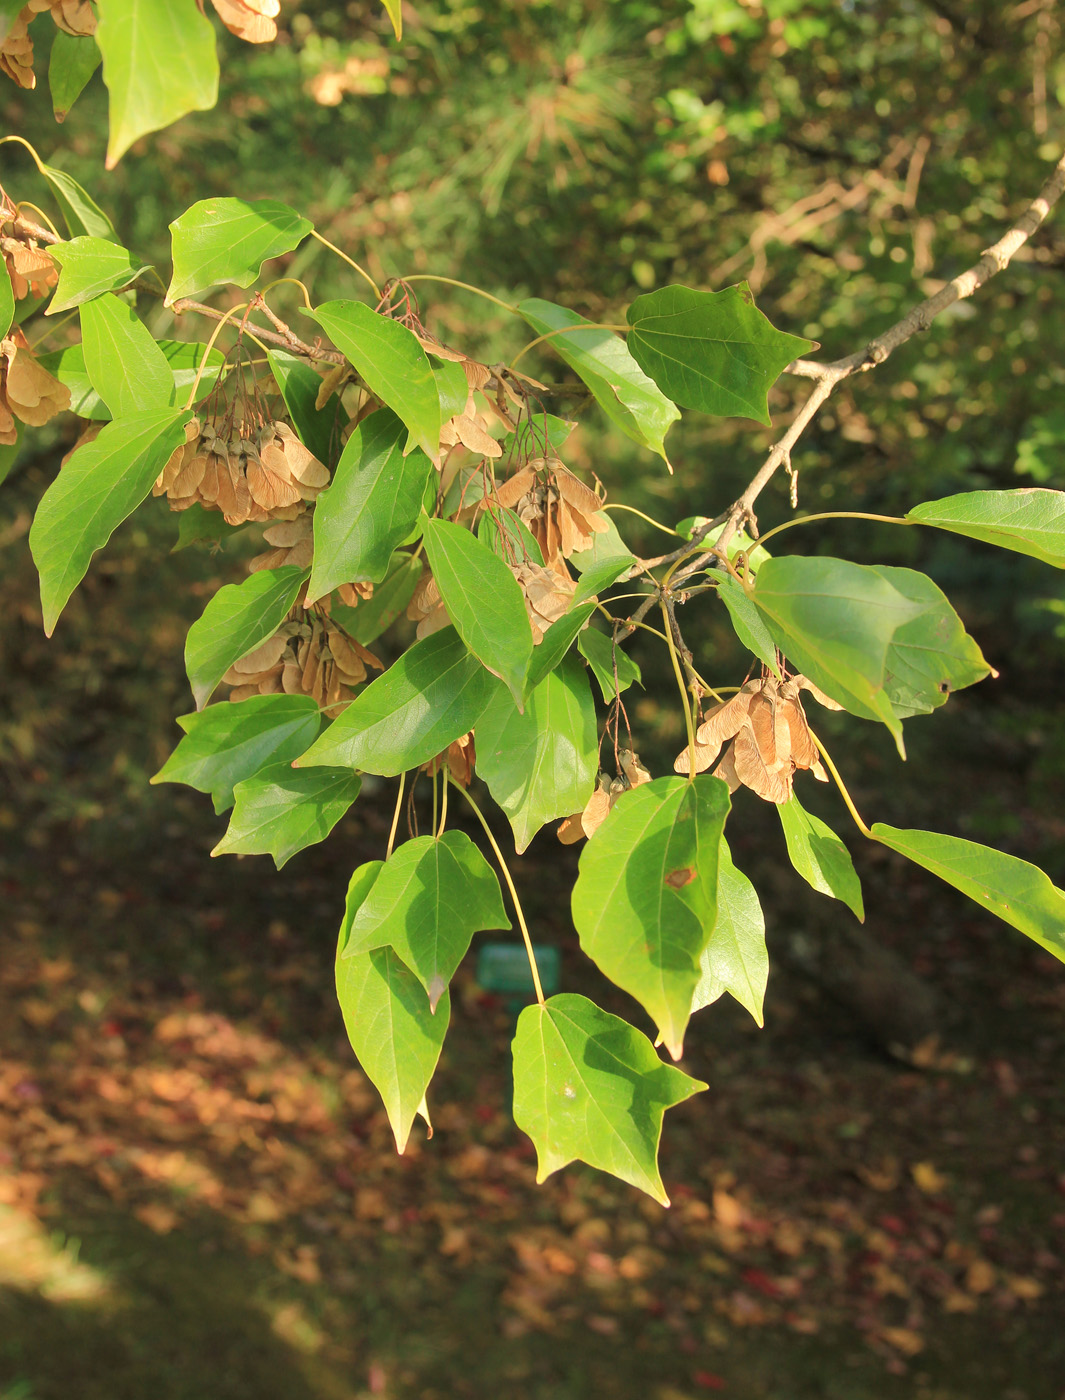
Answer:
167;198;313;304
512;993;706;1205
343;831;510;1010
308;409;433;604
49;31;101;122
80;293;175;416
874;565;991;717
477;658;598;853
907;488;1065;569
30;409;190;635
692;839;768;1024
48;237;152;314
151;695;321;813
478;507;544;568
328;553;422;644
295;627;495;775
184;566;307;710
568;514;632;574
38;161;116;240
576;627;641;702
871;825;1065;962
38;341;224;422
96;0;219;169
572;554;635;606
422;517;533;705
753;556;925;755
307;300;441;459
526;604;597;694
626;283;814;424
379;0;402;38
778;793;864;920
213;763;361;868
517;298;679;461
717;573;781;677
572;775;731;1059
266;349;344;466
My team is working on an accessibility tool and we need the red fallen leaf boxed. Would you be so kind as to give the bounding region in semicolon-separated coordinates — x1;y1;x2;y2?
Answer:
693;1371;726;1390
740;1267;781;1298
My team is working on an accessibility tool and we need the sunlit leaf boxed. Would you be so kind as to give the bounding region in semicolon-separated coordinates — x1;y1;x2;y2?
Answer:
692;839;768;1025
29;409;190;635
167;198;313;303
577;627;642;702
874;565;991;717
512;992;706;1205
626;283;814;424
151;695;321;813
38;160;116;240
525;603;597;694
907;488;1065;569
48;236;152;314
343;831;510;1009
572;775;731;1059
778;792;864;921
80;293;175;416
295;627;495;776
716;573;781;676
37;340;223;422
49;31;101;122
213;762;361;868
184;566;306;710
872;824;1065;963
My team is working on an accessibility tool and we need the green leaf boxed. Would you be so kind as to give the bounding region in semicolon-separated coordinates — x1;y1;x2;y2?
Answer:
329;553;421;644
167;198;313;304
577;627;641;702
307;409;433;604
907;488;1065;569
29;409;190;635
421;517;533;705
433;359;469;421
568;514;632;574
517;298;680;461
38;162;116;240
692;840;767;1026
778;793;864;920
380;0;403;38
0;427;21;488
753;556;926;754
512;992;706;1205
213;763;361;868
96;0;219;169
572;554;635;605
478;507;544;568
872;825;1065;962
572;775;732;1059
170;502;247;552
307;301;441;460
48;237;151;315
716;573;781;676
37;340;223;422
477;657;598;853
626;283;814;424
0;260;12;338
80;293;175;416
49;31;102;122
513;412;576;459
151;694;321;813
266;349;343;467
184;566;306;710
336;941;447;1154
874;566;991;717
343;831;510;1009
295;627;495;776
526;604;597;694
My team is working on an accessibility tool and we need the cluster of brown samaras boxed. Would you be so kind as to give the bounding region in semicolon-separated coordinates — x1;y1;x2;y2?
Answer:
152;418;330;525
0;0;282;88
407;456;611;645
1;330;69;445
221;609;383;717
557;749;652;843
675;673;844;804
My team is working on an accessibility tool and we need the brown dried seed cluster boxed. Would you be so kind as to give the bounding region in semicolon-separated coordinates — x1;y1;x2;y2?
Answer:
225;613;382;716
29;0;96;36
406;567;450;639
509;560;577;644
493;458;608;574
1;334;70;444
1;0;96;88
674;673;843;805
207;0;278;44
424;731;476;789
153;419;330;525
248;514;314;573
557;750;652;844
1;232;58;301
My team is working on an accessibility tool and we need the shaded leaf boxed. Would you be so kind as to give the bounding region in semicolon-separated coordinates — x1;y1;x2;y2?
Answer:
38;161;116;240
0;257;12;338
80;293;175;416
267;348;343;467
907;488;1065;569
692;839;767;1025
626;283;814;424
151;694;321;813
295;627;495;776
572;775;731;1059
477;657;598;853
184;565;306;710
48;236;151;314
171;502;247;552
167;198;313;304
517;297;679;461
778;792;864;920
29;409;190;635
478;506;544;568
577;627;642;702
308;409;433;603
213;762;361;868
422;517;532;705
512;992;706;1205
329;553;421;644
344;831;510;1009
717;573;781;676
49;31;101;122
872;824;1065;963
526;603;597;694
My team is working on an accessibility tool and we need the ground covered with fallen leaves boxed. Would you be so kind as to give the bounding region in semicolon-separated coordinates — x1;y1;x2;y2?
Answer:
1;500;1064;1400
